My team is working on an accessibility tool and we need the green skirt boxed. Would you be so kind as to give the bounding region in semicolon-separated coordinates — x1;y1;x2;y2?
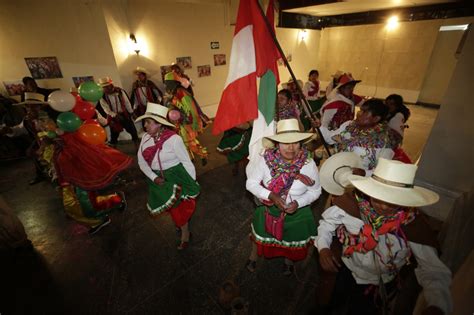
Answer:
251;204;317;250
147;163;200;215
217;129;251;163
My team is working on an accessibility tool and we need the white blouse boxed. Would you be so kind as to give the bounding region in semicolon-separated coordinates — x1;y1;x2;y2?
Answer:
137;133;196;182
388;112;405;137
245;154;322;207
316;205;452;314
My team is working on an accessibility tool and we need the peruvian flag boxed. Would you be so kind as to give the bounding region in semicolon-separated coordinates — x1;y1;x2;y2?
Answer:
212;0;280;159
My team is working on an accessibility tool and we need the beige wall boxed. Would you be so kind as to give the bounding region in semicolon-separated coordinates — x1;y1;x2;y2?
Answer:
418;30;465;105
416;26;474;221
0;0;122;101
317;17;474;103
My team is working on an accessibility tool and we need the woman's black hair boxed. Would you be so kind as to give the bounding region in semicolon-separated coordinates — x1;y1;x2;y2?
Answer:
362;99;389;122
278;89;292;100
308;70;319;77
385;94;410;122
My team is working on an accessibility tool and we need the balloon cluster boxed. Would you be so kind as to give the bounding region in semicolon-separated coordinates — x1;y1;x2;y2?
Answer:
47;82;106;145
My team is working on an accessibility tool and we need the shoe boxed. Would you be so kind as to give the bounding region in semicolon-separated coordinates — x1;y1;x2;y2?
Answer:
29;176;44;185
201;158;208;166
118;191;127;211
282;263;294;276
88;217;111;235
245;259;257;273
177;232;192;250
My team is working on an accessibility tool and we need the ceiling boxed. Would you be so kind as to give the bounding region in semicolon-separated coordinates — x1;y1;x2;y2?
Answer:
283;0;460;17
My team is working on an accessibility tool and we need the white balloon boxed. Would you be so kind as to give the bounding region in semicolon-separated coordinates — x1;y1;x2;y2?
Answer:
48;91;76;112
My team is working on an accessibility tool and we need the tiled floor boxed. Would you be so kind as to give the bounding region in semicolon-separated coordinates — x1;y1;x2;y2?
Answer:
0;105;438;314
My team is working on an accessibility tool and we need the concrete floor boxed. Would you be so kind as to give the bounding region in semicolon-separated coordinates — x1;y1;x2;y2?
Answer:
0;105;438;315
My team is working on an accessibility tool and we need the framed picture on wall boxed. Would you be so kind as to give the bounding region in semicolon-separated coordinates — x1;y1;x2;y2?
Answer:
3;80;25;96
197;65;211;77
72;76;94;88
24;56;63;79
176;56;192;69
160;65;173;81
213;54;226;66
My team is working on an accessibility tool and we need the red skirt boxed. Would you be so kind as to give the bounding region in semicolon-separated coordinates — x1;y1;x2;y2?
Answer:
55;133;132;190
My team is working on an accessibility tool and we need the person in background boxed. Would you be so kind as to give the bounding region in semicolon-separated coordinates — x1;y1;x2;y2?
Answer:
303;69;321;110
320;73;365;131
385;94;411;138
164;71;208;165
319;99;401;175
98;77;139;149
130;67;163;118
22;77;60;120
385;94;412;163
0;93;52;184
245;118;321;275
136;103;200;250
316;155;452;315
325;70;343;99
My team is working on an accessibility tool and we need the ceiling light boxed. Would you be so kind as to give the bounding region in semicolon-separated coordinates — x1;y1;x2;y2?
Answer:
386;15;399;30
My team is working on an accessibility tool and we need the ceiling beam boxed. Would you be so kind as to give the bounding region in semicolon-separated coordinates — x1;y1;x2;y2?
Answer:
278;1;474;29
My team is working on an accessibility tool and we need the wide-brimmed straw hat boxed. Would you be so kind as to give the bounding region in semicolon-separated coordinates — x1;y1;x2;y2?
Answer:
133;66;149;75
98;77;113;87
349;158;439;207
134;102;175;128
16;92;48;106
282;77;303;89
320;152;363;196
262;118;313;149
336;73;361;90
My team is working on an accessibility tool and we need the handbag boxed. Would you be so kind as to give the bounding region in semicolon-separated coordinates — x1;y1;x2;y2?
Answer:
264;207;286;241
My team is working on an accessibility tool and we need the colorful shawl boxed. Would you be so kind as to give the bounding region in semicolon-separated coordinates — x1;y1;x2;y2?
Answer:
337;122;402;170
263;148;309;201
337;195;416;272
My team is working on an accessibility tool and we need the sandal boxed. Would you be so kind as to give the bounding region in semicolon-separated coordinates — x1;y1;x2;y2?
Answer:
245;259;257;273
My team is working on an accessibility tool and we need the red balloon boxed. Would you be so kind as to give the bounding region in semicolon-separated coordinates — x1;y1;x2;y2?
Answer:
73;99;96;120
77;124;106;145
84;119;100;126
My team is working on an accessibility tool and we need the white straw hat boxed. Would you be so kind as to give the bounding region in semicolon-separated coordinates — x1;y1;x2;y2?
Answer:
16;92;48;106
262;118;313;149
134;102;175;128
320;152;363;196
349;158;439;207
98;77;113;87
133;66;149;75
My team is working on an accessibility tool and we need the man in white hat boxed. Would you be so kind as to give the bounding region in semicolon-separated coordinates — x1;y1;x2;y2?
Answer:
130;67;163;117
315;155;452;315
0;93;51;184
320;73;365;130
97;77;139;149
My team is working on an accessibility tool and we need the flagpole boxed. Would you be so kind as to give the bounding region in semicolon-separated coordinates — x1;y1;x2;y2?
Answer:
255;0;332;157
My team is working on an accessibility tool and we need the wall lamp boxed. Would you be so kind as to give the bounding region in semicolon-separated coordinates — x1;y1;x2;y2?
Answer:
129;34;140;55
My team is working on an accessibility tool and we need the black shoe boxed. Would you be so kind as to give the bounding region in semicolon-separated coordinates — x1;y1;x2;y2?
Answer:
88;217;111;235
118;191;127;211
282;263;294;276
29;176;44;185
245;259;257;273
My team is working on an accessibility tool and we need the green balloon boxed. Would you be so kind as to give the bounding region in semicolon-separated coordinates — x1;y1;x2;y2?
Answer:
46;131;57;139
56;112;82;132
78;81;104;102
